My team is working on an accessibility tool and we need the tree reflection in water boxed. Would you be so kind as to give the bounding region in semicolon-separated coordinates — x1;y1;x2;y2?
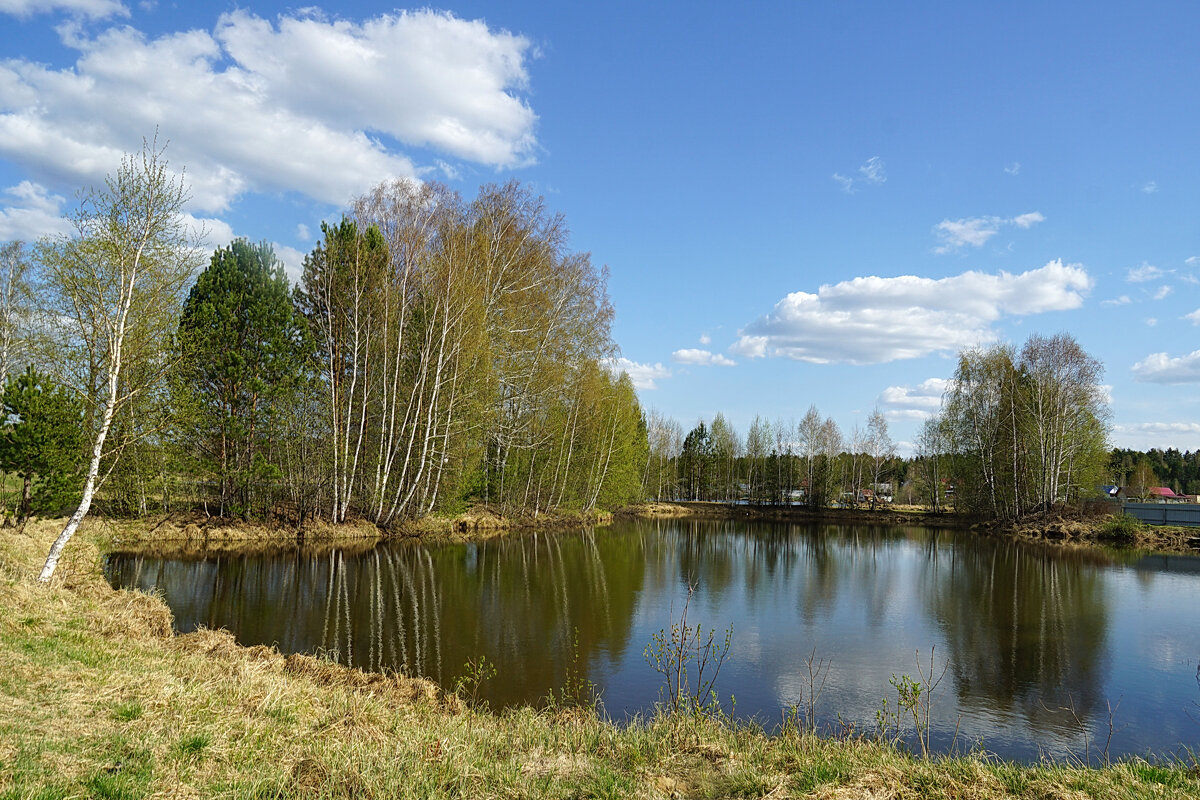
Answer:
107;519;1200;761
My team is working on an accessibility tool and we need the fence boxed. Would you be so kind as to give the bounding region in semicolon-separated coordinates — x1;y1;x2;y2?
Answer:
1122;502;1200;528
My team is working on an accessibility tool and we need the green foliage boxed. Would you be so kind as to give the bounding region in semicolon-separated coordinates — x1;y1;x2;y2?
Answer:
1099;514;1142;541
452;654;497;708
175;239;309;518
0;366;84;519
940;333;1109;520
1110;446;1200;495
644;584;732;716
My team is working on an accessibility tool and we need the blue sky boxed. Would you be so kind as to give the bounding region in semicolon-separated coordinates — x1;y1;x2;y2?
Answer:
1;0;1197;453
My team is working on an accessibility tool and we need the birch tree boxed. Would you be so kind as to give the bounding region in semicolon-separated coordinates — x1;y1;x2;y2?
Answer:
0;241;38;385
866;407;895;507
38;141;201;582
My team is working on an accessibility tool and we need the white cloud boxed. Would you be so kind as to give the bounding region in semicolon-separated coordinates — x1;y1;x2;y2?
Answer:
731;260;1091;365
1152;285;1173;301
1112;422;1200;450
1126;262;1169;282
1185;309;1200;325
0;0;127;18
603;357;671;391
296;223;310;242
1101;295;1132;307
180;213;235;251
1186;256;1198;267
858;156;885;184
273;243;307;286
1142;180;1158;194
1118;422;1200;435
878;377;948;420
933;211;1044;254
0;181;73;240
1145;317;1158;327
698;334;711;345
1004;162;1021;175
0;9;538;223
832;156;885;193
671;348;736;367
1132;350;1200;384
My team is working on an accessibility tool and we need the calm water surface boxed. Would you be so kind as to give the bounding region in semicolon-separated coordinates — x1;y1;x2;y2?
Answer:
107;519;1200;762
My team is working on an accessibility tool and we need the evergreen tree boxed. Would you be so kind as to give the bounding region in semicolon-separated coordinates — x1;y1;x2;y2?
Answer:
176;239;308;518
0;366;84;521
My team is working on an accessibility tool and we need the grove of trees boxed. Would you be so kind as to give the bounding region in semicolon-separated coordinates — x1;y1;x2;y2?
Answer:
0;144;647;580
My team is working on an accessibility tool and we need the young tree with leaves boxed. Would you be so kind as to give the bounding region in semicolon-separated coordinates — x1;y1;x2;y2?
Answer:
866;407;895;508
0;242;39;385
38;140;202;582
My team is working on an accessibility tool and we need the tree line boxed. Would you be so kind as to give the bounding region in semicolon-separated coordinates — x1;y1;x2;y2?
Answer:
0;142;1174;581
0;143;647;579
1109;447;1200;496
641;332;1116;518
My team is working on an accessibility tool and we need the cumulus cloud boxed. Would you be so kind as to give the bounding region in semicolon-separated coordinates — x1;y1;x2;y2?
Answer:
933;211;1044;254
1112;422;1200;450
1152;285;1173;300
1126;262;1168;282
832;156;885;193
672;348;735;367
273;243;307;286
1101;295;1132;307
0;0;126;18
1132;350;1200;384
180;213;235;252
0;9;538;222
1004;162;1021;175
1142;180;1159;194
1187;256;1198;266
1185;309;1200;325
0;181;73;240
730;260;1091;365
878;377;948;421
698;334;711;345
603;357;671;391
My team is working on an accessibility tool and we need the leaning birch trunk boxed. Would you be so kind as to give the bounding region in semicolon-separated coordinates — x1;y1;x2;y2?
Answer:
39;329;124;581
38;140;199;582
41;232;141;582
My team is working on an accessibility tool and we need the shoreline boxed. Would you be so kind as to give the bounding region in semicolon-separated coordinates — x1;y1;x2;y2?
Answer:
95;500;1200;558
621;501;1200;555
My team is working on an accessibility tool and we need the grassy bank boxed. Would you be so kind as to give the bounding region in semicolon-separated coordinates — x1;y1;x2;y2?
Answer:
99;506;616;555
3;520;1199;798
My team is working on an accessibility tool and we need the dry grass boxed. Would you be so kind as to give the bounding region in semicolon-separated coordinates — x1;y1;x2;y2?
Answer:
2;518;1198;798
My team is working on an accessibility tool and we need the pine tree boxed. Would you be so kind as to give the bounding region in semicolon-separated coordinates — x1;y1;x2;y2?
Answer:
176;239;308;518
0;366;84;521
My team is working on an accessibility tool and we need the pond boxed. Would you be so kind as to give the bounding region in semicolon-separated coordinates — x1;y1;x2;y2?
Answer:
106;518;1200;763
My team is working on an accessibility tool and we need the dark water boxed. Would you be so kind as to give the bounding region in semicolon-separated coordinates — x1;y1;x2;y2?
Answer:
107;519;1200;762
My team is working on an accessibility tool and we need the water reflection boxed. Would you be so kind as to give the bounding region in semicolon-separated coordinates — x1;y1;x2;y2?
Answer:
107;520;1200;762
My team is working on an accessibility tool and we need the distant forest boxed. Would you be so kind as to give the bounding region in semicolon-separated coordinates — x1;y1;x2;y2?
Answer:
1108;448;1200;496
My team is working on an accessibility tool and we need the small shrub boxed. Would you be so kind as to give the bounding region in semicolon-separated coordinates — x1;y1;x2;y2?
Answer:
1100;514;1142;541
